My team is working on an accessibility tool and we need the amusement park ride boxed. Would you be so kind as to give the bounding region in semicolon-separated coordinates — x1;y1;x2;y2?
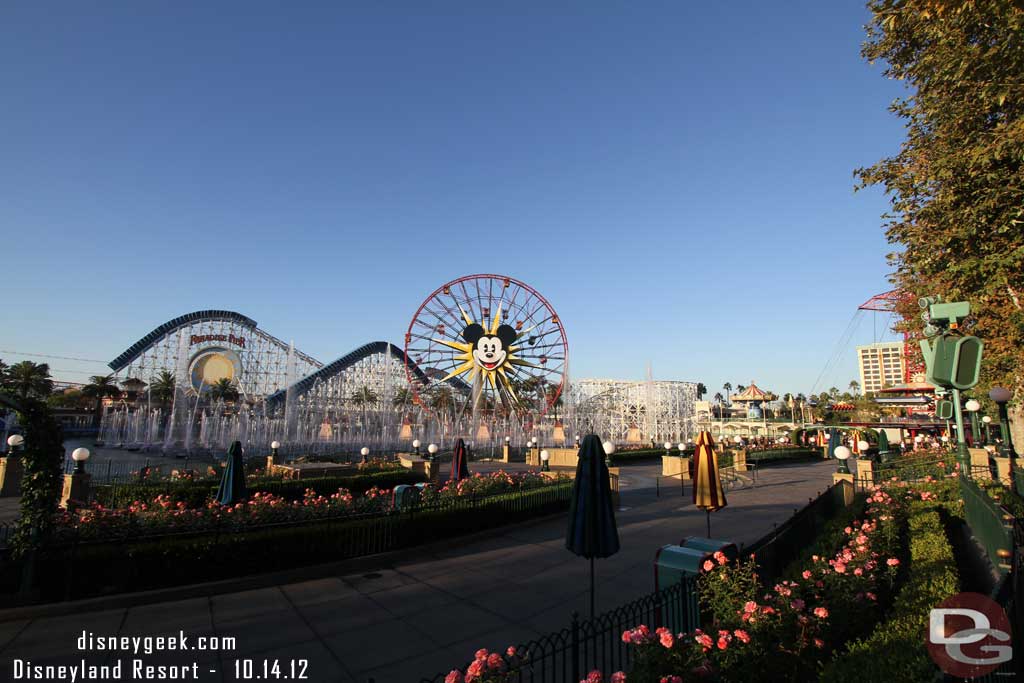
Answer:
97;274;700;456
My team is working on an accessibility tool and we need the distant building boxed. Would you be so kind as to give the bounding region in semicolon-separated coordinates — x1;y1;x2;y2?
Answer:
856;342;906;394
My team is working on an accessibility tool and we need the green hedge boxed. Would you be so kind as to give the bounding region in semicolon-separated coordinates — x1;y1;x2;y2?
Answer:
821;504;960;682
610;448;694;465
93;469;429;509
26;483;572;602
746;447;820;465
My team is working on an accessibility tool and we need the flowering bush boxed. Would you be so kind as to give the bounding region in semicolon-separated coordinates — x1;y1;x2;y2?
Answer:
580;477;959;682
420;470;563;504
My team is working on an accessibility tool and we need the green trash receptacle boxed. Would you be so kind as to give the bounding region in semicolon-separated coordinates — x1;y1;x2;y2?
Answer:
392;484;419;510
653;544;704;632
680;537;738;563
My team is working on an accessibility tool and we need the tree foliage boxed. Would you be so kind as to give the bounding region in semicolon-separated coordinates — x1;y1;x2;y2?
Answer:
2;395;65;558
857;0;1024;399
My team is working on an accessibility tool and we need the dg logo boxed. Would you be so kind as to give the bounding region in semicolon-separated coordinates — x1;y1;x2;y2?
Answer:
928;592;1012;678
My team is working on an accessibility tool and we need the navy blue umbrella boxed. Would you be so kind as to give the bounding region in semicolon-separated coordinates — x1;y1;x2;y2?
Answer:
215;441;248;506
566;434;620;618
450;438;470;482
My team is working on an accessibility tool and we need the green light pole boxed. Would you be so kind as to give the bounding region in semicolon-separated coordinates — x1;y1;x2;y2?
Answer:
964;399;981;446
989;387;1015;461
835;445;851;475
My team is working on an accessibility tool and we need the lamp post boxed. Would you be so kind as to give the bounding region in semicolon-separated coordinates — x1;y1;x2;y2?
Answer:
427;443;438;461
540;449;550;472
981;416;992;445
602;440;615;467
989;387;1015;460
835;445;851;475
412;439;421;456
6;434;24;457
965;399;982;445
360;446;369;464
71;447;91;475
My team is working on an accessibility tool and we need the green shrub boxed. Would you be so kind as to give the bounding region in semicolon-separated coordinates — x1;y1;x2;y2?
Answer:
821;505;959;682
746;447;820;465
93;469;428;509
24;483;572;602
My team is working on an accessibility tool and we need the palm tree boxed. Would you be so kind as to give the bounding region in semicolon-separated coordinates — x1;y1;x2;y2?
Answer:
828;387;840;399
430;388;455;417
722;383;732;405
150;370;176;408
3;361;54;400
208;378;239;403
712;392;724;417
82;374;122;426
848;380;860;396
351;387;378;407
737;384;746;394
696;383;707;399
392;387;413;408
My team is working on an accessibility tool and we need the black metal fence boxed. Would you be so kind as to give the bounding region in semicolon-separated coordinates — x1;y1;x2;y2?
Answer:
743;482;852;582
16;483;574;601
418;576;700;683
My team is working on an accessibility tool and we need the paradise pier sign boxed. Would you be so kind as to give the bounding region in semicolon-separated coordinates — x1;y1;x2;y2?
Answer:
190;334;246;348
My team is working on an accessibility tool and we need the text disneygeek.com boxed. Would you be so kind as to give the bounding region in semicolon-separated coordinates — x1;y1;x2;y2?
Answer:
10;630;310;681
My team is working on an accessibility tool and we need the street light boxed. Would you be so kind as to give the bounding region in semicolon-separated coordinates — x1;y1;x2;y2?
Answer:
834;446;851;474
989;387;1015;459
360;446;370;464
412;439;421;456
427;443;438;460
964;398;982;445
981;415;992;445
6;434;24;457
540;449;550;472
602;440;615;467
71;447;91;474
858;440;870;453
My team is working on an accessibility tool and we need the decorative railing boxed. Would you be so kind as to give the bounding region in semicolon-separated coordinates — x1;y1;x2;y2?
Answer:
959;477;1015;577
417;576;700;683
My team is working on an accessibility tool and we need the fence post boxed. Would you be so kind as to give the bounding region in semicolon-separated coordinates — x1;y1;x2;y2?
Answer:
571;611;580;683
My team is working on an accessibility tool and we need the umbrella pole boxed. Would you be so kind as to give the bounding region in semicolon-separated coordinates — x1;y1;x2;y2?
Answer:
706;510;711;538
590;557;595;620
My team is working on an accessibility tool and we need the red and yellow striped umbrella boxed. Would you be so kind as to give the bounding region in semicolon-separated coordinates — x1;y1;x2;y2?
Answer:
692;430;727;512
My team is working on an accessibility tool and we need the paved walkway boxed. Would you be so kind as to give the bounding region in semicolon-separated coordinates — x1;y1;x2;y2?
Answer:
0;460;837;683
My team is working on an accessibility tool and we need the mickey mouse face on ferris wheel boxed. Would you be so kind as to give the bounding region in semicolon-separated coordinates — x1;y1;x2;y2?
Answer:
463;323;517;372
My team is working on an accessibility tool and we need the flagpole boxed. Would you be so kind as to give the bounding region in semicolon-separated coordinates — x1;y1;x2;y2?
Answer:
706;510;711;538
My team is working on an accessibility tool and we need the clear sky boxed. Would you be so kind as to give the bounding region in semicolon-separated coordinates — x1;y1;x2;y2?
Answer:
1;1;907;398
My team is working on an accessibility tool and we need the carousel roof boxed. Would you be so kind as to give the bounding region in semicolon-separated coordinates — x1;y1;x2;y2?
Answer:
731;382;775;403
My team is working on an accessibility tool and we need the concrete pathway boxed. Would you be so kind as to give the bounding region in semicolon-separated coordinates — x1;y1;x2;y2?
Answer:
0;460;837;683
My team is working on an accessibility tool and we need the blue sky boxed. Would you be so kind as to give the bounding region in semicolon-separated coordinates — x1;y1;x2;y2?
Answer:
1;1;907;397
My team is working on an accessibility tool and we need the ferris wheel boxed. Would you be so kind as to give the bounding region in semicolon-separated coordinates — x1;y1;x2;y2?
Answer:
404;274;568;418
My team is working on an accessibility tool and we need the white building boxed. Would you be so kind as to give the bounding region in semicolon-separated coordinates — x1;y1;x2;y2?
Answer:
856;342;906;394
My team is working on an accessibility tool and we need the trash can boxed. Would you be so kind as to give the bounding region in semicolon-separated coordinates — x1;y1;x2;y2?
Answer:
653;545;704;632
680;537;738;563
392;484;420;510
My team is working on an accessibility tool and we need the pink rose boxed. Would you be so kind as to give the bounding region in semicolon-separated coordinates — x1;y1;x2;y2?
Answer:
834;562;846;574
506;646;517;657
475;649;488;661
887;558;900;567
802;570;812;580
734;629;751;644
657;628;674;649
814;607;829;618
743;600;757;613
586;670;603;683
814;638;824;649
703;560;715;571
487;653;505;671
445;671;464;683
611;674;627;683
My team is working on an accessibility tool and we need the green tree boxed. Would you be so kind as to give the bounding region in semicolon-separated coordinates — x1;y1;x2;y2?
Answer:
82;374;121;426
392;387;413;408
208;378;239;403
46;389;91;410
696;382;707;399
3;361;53;401
150;370;176;408
2;395;64;561
350;387;378;407
858;0;1024;406
722;383;732;405
848;380;860;396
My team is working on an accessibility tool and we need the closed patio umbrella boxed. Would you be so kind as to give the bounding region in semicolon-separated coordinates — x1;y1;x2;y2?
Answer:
449;438;470;482
827;428;840;459
215;441;247;506
692;430;727;537
877;429;890;456
566;434;620;618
